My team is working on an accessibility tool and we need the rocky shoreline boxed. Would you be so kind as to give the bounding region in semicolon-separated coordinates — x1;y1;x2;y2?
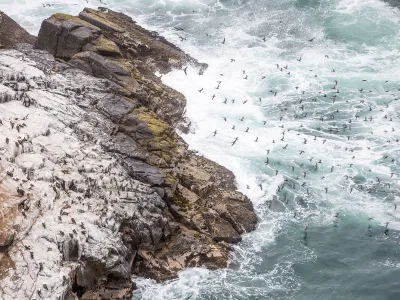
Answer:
0;8;258;300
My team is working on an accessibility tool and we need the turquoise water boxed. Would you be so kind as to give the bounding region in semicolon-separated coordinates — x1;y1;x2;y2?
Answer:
2;0;400;299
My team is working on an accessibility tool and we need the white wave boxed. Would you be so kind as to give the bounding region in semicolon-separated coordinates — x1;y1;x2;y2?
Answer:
2;0;400;299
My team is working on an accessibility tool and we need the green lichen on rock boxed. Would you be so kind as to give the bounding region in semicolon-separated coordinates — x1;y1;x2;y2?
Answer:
135;107;178;151
51;13;100;31
93;36;121;57
133;107;181;174
148;82;165;97
164;173;178;188
131;69;142;81
52;13;75;21
152;150;173;165
136;107;169;135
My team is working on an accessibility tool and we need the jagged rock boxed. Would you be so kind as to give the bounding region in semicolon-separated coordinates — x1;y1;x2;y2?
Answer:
69;51;140;91
123;159;165;186
0;11;36;48
37;7;258;280
80;284;134;300
133;227;230;282
204;212;242;243
77;8;205;73
95;93;140;120
36;8;201;126
36;13;101;59
0;8;258;300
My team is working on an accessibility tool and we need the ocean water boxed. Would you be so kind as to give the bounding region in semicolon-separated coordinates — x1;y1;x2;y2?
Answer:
2;0;400;299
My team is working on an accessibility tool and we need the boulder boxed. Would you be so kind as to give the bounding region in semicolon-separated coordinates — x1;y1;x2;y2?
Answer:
83;36;122;57
36;13;101;59
36;8;194;125
204;213;242;243
0;11;36;48
80;284;134;300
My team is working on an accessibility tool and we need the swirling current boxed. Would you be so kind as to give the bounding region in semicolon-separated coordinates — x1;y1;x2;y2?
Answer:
2;0;400;299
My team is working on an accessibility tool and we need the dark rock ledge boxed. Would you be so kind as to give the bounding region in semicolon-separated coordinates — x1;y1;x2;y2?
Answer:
0;8;258;300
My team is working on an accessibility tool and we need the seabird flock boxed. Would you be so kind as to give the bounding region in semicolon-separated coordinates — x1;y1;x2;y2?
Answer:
20;0;399;242
176;27;400;239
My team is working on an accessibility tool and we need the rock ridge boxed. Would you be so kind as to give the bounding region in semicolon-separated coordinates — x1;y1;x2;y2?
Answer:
0;9;258;300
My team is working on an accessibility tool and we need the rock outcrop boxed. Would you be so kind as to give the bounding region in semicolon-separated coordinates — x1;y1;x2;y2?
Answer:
0;11;36;49
0;8;258;300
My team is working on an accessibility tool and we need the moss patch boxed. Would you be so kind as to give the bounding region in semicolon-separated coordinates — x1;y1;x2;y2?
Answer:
132;69;142;81
136;108;178;150
94;36;121;57
53;13;75;21
133;108;181;172
136;107;170;136
51;13;101;31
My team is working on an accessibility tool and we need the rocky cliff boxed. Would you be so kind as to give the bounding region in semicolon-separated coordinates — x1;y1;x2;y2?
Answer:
0;9;258;300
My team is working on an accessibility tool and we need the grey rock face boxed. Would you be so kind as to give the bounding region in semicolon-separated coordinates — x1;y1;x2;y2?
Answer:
0;46;175;300
0;7;258;300
36;14;101;59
